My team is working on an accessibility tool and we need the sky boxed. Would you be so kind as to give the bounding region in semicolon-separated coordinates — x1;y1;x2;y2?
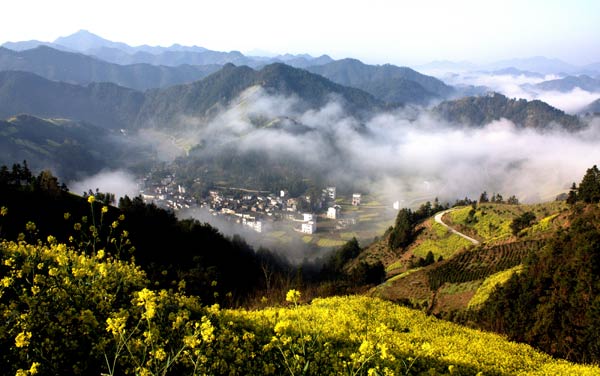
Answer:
1;0;599;66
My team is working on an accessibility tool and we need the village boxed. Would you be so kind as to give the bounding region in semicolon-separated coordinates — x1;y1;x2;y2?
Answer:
137;172;380;240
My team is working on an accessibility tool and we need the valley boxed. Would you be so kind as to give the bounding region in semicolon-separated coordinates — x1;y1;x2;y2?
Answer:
1;15;600;375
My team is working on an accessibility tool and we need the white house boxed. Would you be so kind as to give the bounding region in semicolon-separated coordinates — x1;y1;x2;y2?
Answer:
352;193;362;206
326;186;337;200
301;221;316;234
303;213;314;222
327;205;341;219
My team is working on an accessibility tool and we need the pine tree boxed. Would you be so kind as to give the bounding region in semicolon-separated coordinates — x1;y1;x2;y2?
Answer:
389;208;414;250
577;165;600;203
566;183;578;205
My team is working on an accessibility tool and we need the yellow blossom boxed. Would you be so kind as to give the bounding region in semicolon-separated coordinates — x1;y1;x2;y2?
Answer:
285;289;301;304
63;212;71;220
200;316;215;343
87;195;95;204
15;331;32;347
184;334;201;349
96;249;105;259
25;221;36;232
0;206;7;216
106;315;128;336
154;347;167;361
102;206;109;214
29;362;40;375
119;214;125;221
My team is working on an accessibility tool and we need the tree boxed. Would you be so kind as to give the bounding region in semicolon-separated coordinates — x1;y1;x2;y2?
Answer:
424;251;435;266
35;170;61;196
510;211;536;235
479;191;489;203
507;195;520;205
577;165;600;203
389;208;414;250
566;183;578;205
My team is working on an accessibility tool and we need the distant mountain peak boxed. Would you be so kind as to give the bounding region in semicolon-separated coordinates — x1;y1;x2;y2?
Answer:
54;29;118;52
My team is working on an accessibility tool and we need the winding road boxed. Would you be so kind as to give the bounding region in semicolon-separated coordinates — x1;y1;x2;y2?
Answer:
434;209;480;245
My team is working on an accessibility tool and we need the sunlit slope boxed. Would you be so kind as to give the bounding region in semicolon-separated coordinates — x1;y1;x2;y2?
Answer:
4;235;597;375
224;295;600;375
369;202;567;313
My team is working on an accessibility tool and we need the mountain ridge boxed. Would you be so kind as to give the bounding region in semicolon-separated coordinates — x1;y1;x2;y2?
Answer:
0;45;221;90
433;92;581;130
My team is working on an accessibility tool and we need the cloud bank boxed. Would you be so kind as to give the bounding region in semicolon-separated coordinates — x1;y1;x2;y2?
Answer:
443;72;600;114
70;170;140;201
166;87;600;205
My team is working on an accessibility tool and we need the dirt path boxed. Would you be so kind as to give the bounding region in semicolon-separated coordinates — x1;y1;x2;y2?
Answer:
434;209;480;245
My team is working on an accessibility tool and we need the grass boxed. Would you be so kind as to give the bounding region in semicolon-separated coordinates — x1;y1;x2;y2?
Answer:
448;202;567;242
468;264;524;308
316;238;347;248
527;213;560;235
339;232;358;240
411;222;472;260
268;231;286;239
385;267;423;284
439;280;482;295
385;259;404;273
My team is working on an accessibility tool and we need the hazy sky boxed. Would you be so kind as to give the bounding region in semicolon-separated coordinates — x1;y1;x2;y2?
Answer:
2;0;599;66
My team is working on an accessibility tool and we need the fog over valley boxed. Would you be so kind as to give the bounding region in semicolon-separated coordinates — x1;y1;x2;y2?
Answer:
2;29;600;256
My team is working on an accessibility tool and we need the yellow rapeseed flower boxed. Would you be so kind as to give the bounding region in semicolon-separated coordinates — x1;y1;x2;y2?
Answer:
285;289;301;304
25;221;36;232
102;206;109;214
87;195;95;204
15;331;32;347
29;362;40;375
1;276;12;287
154;348;167;361
0;206;7;216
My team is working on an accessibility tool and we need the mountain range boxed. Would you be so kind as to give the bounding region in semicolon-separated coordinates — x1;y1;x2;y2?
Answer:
0;30;596;182
306;58;454;105
0;62;385;132
0;70;144;129
2;30;333;69
418;56;600;76
533;75;600;92
433;92;581;130
1;31;450;105
0;46;220;90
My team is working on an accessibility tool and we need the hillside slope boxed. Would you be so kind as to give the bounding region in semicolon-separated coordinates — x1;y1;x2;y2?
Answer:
136;63;384;127
307;58;454;104
368;201;567;314
433;92;582;130
0;71;144;130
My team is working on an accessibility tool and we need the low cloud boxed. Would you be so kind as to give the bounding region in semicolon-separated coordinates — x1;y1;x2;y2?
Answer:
70;170;139;201
443;72;600;114
177;88;600;205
